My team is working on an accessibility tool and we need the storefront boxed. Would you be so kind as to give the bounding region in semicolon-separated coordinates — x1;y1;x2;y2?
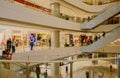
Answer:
36;32;51;47
12;30;22;48
60;32;81;47
0;25;51;53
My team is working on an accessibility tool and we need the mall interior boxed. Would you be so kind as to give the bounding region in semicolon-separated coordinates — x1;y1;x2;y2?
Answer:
0;0;120;78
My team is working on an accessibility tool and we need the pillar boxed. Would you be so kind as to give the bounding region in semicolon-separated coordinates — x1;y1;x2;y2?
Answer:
89;69;94;78
26;63;30;78
115;54;118;64
92;0;99;5
21;30;24;52
86;0;92;4
117;58;120;78
98;0;104;4
103;0;110;4
51;63;60;78
70;62;73;78
51;2;60;17
92;53;98;58
0;62;2;78
51;31;60;78
92;53;98;64
119;17;120;23
51;31;60;48
73;56;78;60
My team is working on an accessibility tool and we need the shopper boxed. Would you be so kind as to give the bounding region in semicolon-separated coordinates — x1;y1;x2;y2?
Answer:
48;39;51;47
11;39;16;53
30;39;34;51
66;66;68;73
36;65;41;78
102;31;106;37
44;70;48;78
6;38;11;52
110;64;113;72
80;34;86;46
33;34;36;46
86;71;89;78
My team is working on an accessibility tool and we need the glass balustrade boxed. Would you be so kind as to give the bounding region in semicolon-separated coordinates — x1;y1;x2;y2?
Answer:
0;57;118;78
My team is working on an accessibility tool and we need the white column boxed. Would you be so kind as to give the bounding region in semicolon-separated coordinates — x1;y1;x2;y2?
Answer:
86;0;92;4
26;63;30;78
92;53;98;64
21;30;25;52
92;0;99;5
115;54;117;64
51;63;60;78
89;69;94;78
70;62;73;78
51;2;60;17
51;31;60;78
51;31;60;48
92;53;98;58
119;17;120;23
0;62;2;78
104;0;110;3
117;55;120;78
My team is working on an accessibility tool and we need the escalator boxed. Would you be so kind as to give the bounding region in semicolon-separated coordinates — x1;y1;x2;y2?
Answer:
64;0;117;13
80;1;120;29
80;26;120;52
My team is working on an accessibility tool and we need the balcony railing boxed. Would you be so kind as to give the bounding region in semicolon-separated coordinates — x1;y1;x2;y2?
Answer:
0;57;118;78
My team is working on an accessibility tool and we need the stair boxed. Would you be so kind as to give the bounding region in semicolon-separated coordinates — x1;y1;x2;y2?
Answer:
80;26;120;52
80;1;120;29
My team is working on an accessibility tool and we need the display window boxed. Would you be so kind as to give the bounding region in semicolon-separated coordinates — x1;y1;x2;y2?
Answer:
0;25;52;53
22;34;28;47
62;32;81;47
36;33;42;46
36;32;51;47
0;32;4;51
12;30;21;47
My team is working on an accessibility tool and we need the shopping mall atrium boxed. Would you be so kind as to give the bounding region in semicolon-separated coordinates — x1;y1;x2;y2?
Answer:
0;0;120;78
